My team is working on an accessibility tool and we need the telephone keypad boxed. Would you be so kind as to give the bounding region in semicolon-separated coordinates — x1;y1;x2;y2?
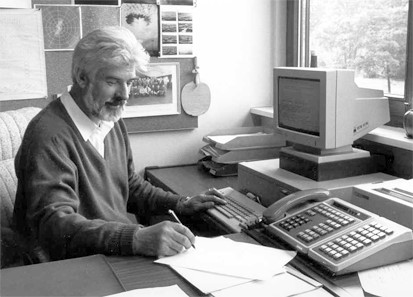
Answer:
314;204;355;226
318;221;394;261
278;203;358;244
279;214;310;231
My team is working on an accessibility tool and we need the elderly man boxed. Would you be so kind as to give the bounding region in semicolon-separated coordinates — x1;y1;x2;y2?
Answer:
13;26;224;261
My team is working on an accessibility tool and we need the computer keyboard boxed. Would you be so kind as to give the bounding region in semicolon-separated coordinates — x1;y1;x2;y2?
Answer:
207;187;266;233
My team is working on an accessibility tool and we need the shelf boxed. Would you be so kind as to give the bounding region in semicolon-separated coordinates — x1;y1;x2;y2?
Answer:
363;126;413;151
250;106;413;151
250;106;273;118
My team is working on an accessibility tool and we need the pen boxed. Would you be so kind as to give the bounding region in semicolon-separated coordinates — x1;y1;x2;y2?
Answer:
168;209;196;249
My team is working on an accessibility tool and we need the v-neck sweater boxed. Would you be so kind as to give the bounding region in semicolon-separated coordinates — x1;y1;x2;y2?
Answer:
13;99;182;260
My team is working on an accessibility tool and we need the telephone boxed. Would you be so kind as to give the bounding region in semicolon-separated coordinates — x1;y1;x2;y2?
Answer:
208;187;413;275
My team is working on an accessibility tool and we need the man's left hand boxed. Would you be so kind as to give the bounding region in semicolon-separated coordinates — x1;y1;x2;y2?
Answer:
176;188;227;215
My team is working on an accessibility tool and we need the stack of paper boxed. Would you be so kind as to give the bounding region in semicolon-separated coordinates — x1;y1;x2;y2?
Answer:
155;236;322;296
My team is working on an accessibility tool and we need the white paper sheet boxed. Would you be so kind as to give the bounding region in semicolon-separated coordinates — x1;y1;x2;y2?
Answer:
0;0;31;8
212;271;320;297
0;9;47;100
105;285;188;297
358;259;413;297
295;287;335;297
155;236;296;280
171;266;256;294
206;133;264;145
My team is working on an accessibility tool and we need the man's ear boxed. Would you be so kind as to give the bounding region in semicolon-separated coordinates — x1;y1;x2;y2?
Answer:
75;71;89;88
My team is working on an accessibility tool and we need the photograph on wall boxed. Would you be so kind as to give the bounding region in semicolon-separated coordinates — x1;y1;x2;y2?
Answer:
35;5;81;50
81;5;120;36
160;0;194;5
160;5;193;58
121;2;159;57
75;1;119;4
122;0;156;4
123;62;181;118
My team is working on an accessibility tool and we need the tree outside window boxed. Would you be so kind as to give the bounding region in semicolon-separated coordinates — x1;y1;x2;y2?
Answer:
309;0;408;96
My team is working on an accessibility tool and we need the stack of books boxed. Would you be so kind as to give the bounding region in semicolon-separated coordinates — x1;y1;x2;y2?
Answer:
199;127;286;176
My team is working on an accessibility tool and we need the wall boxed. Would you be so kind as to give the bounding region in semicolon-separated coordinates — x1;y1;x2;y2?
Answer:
130;0;279;174
0;0;282;174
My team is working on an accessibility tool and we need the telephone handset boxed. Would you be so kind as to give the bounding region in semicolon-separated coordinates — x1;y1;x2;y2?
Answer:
262;188;330;224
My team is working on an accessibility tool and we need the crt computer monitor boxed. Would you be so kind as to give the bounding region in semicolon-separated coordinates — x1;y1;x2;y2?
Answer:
273;67;390;156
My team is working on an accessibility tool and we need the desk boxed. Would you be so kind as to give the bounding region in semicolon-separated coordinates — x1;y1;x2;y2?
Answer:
144;164;375;297
0;165;387;296
0;233;259;297
145;164;239;196
1;231;364;297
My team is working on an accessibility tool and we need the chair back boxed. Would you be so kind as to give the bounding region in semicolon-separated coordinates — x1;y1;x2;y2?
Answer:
0;107;41;268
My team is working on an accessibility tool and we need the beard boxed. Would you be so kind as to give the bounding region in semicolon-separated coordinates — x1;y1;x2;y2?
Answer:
85;87;127;123
98;99;126;122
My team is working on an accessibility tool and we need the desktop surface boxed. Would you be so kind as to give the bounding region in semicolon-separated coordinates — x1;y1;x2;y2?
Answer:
238;159;397;207
145;164;239;197
0;233;259;297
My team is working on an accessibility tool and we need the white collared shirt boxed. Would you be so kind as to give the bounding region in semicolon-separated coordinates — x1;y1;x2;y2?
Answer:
61;91;114;158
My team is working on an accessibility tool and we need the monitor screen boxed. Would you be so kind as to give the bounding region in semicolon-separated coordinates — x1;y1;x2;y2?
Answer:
278;77;320;136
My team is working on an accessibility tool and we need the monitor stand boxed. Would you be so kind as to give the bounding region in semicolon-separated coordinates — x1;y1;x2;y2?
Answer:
279;145;382;181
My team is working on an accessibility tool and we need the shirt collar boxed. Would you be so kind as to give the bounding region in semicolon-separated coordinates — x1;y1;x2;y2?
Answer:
61;91;114;141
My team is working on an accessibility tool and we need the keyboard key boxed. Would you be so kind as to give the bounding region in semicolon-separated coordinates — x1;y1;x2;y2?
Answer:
215;205;233;218
362;238;372;246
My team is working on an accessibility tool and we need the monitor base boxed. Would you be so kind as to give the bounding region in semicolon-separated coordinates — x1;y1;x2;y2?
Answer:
280;146;381;181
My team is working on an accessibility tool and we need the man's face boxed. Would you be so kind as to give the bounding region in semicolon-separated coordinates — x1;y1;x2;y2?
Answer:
83;65;136;122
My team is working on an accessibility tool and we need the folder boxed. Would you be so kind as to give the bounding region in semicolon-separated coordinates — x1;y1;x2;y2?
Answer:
0;254;125;296
203;126;286;151
200;144;281;164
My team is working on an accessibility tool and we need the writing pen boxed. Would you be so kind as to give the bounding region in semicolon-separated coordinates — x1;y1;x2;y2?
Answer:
168;209;196;249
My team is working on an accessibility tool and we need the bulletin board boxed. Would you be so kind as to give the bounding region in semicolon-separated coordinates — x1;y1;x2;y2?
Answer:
0;0;199;133
0;54;198;133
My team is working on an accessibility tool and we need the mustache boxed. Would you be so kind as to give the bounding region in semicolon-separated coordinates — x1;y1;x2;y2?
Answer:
106;97;127;106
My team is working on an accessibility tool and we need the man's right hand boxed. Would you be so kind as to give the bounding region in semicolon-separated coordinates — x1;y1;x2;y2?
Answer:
132;221;195;257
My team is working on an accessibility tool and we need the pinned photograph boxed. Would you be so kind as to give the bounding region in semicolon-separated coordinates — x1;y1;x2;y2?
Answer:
35;5;81;51
123;63;181;118
121;2;159;56
160;0;194;5
160;5;194;58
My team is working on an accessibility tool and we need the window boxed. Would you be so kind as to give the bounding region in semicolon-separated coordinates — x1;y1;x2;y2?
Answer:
287;0;412;127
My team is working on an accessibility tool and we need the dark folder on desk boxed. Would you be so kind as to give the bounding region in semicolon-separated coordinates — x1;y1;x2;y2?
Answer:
0;254;125;296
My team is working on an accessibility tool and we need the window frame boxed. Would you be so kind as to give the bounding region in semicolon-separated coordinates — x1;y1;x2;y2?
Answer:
286;0;413;128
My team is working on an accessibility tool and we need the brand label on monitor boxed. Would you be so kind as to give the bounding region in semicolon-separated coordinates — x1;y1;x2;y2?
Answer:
353;121;369;135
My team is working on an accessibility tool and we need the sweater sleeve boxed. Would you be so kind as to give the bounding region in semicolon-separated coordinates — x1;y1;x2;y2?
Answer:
118;120;185;218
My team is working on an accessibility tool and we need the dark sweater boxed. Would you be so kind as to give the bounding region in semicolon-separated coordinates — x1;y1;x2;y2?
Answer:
13;99;182;260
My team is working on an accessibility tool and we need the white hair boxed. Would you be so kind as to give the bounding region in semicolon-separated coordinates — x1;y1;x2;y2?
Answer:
71;26;150;84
